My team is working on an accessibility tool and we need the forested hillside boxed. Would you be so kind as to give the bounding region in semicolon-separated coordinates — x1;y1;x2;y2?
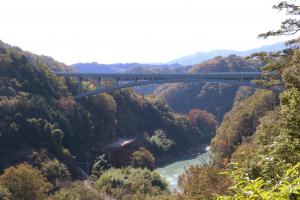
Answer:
0;40;217;199
181;44;300;199
211;89;279;162
168;1;300;199
155;55;263;121
1;0;300;199
167;43;300;200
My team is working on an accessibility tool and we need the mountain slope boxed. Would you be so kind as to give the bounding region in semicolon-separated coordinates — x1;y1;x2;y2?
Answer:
0;40;73;72
0;40;215;178
154;55;263;121
211;89;279;162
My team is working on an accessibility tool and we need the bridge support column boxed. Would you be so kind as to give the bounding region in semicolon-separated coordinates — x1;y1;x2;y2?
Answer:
77;77;82;93
113;79;120;87
96;78;101;89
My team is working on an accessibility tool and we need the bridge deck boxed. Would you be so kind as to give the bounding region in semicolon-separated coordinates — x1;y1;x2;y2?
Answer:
54;71;267;79
53;71;279;98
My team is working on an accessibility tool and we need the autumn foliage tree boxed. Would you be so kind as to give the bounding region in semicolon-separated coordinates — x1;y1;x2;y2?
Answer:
187;109;218;139
177;165;231;200
0;163;52;200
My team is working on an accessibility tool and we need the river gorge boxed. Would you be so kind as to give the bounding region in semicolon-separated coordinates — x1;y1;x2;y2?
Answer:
155;146;212;190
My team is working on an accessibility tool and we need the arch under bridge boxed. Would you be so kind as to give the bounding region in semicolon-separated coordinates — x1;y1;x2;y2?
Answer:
53;72;279;99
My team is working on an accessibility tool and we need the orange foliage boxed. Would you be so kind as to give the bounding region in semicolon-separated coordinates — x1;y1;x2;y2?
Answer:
212;138;229;154
188;109;218;127
57;97;77;111
177;165;231;200
187;109;218;138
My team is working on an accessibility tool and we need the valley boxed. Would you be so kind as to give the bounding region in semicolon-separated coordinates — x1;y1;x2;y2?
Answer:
0;2;300;198
1;38;296;200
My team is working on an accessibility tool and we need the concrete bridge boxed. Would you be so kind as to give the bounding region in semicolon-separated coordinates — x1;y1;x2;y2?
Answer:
53;72;279;99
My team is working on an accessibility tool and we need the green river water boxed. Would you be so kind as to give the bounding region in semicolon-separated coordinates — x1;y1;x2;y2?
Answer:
155;146;212;190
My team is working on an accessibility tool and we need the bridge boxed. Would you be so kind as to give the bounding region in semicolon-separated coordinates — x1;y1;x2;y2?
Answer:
53;72;279;98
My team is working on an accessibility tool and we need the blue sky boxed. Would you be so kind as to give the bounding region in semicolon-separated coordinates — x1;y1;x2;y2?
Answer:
0;0;294;64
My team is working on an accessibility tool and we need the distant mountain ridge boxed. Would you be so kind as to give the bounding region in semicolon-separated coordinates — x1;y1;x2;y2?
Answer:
72;42;285;72
167;42;285;66
72;62;183;73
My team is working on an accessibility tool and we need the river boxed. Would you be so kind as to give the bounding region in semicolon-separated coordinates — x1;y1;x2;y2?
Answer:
155;146;212;190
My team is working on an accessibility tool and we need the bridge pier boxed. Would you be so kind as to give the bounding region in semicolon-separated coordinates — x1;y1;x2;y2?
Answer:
77;77;82;93
115;79;120;86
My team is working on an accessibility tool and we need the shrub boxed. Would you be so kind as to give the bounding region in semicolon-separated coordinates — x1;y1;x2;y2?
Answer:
217;163;300;200
149;130;175;152
48;181;100;200
96;167;168;199
131;147;155;170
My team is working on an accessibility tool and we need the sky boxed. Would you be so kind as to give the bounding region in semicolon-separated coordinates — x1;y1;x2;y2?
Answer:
0;0;294;64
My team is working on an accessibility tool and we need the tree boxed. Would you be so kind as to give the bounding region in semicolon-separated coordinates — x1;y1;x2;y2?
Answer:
214;1;300;199
149;130;175;153
217;163;300;200
91;154;111;178
220;0;300;191
40;159;71;190
252;0;300;89
0;163;52;200
0;185;11;200
177;165;231;200
95;167;168;200
131;147;155;170
259;1;300;38
187;109;218;139
250;17;300;178
260;87;300;178
211;90;278;163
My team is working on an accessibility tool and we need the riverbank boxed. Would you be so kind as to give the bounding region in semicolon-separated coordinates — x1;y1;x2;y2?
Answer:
155;146;212;190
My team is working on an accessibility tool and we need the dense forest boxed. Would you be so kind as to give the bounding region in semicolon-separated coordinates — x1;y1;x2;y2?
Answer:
154;55;263;121
0;40;217;199
168;1;300;199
